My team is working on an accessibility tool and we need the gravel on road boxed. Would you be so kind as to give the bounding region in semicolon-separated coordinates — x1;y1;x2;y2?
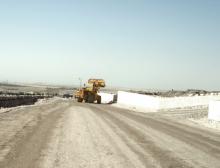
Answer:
0;99;220;168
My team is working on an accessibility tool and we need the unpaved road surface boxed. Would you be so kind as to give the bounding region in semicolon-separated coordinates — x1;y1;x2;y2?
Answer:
0;99;220;168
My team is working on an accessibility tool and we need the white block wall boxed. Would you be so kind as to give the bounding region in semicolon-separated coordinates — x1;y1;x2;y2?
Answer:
208;100;220;121
117;91;159;111
98;92;115;104
159;95;220;109
117;91;220;112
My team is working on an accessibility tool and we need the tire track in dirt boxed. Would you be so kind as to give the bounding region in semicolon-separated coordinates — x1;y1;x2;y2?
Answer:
0;100;70;168
89;104;193;168
40;104;148;168
106;106;220;157
1;100;220;168
90;104;220;168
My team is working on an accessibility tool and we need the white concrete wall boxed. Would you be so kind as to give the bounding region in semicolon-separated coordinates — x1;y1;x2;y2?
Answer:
208;100;220;121
117;91;159;112
159;95;220;109
98;92;115;104
117;91;220;112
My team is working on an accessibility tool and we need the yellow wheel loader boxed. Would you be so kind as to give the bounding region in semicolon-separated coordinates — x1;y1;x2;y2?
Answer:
74;79;105;104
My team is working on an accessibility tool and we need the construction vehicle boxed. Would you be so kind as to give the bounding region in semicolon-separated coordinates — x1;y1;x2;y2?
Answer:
74;79;105;104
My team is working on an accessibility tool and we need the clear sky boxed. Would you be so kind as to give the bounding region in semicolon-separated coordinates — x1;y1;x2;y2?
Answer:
0;0;219;90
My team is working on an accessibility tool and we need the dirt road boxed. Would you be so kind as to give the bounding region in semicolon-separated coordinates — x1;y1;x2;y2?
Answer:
0;99;220;168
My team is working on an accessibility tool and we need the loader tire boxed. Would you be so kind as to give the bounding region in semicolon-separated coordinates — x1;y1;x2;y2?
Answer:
97;95;102;104
84;95;89;103
97;96;101;104
77;97;83;102
88;94;95;103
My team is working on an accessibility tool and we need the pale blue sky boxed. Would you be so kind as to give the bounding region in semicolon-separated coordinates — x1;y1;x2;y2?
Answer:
0;0;219;90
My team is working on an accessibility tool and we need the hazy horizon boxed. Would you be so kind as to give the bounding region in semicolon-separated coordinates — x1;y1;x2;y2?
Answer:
0;0;219;90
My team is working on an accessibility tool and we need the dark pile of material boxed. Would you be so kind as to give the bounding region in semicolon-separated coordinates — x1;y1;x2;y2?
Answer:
0;92;53;108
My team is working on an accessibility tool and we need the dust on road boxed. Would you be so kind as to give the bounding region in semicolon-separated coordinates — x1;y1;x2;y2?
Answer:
0;99;220;168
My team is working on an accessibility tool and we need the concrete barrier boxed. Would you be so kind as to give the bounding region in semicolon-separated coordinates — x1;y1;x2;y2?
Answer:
208;100;220;121
98;92;115;104
116;91;220;112
159;95;220;109
117;91;159;112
